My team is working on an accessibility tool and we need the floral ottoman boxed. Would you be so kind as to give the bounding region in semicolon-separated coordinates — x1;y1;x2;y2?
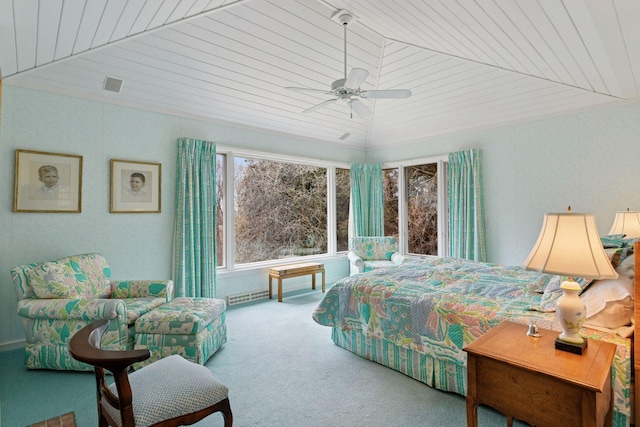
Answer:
133;297;227;368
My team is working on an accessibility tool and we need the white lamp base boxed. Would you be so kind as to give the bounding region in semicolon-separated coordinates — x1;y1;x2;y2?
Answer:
555;280;586;349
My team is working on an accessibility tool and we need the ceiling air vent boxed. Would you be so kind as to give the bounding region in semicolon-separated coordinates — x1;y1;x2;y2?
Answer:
103;77;123;93
339;132;351;140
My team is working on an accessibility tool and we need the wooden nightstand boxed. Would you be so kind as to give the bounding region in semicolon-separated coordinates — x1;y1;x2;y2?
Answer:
464;321;616;427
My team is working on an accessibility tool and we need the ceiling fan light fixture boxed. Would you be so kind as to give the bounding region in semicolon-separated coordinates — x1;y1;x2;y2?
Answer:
285;8;411;118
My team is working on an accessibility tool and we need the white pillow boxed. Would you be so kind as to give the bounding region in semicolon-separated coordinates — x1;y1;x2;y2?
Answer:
615;255;634;280
580;276;634;330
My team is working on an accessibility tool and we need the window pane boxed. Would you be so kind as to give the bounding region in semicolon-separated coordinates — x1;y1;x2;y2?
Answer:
215;154;225;267
336;168;350;252
407;163;438;255
383;168;399;239
234;157;327;263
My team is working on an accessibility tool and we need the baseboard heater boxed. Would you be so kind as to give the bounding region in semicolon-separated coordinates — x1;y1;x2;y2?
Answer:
227;289;270;306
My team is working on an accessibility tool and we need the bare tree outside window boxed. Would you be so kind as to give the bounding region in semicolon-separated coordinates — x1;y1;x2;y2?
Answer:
215;154;225;267
383;164;439;256
214;152;443;269
336;168;350;252
234;157;327;264
383;168;399;239
407;164;438;255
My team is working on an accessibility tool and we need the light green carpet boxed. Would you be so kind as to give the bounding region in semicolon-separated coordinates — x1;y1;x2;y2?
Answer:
0;290;524;426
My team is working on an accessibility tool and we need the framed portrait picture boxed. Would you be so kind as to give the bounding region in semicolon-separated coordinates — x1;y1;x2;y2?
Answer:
110;159;161;213
13;149;83;213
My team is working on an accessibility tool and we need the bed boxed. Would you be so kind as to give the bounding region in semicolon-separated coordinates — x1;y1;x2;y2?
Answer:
312;239;638;427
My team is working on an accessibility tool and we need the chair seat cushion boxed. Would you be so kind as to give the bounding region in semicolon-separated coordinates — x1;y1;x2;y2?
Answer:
363;260;397;272
135;297;226;335
104;355;228;427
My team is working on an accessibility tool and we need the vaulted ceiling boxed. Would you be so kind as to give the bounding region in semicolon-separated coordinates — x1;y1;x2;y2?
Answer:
1;0;639;150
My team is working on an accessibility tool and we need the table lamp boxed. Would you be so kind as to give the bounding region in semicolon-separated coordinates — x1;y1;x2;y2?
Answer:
522;209;618;354
609;208;640;238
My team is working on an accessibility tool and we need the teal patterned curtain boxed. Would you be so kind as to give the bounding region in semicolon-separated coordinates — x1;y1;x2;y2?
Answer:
173;138;217;298
448;149;486;261
350;163;384;237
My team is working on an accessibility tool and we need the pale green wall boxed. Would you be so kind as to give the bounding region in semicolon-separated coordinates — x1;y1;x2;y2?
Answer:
0;86;361;350
3;85;640;350
368;100;640;266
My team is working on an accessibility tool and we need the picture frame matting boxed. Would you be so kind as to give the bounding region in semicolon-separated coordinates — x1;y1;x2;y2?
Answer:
110;159;161;213
13;149;83;213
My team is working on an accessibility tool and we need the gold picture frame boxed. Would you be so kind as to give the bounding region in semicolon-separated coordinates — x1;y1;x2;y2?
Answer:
110;159;161;213
13;149;83;213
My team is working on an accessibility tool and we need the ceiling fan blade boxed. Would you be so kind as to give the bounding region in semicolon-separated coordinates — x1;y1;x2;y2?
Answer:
344;68;369;89
360;89;412;99
349;99;371;118
302;98;338;114
286;87;332;95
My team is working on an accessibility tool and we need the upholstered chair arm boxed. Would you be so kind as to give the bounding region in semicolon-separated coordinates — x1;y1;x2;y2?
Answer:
347;251;364;275
347;251;364;269
17;298;127;321
390;253;406;265
110;280;174;302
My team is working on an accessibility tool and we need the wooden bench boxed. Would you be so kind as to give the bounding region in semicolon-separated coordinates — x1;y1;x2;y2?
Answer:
268;262;325;302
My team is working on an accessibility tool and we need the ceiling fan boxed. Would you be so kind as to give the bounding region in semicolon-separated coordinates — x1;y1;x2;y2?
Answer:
285;12;412;118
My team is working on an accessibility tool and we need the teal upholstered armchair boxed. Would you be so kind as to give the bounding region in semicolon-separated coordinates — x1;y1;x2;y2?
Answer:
347;237;406;275
11;253;173;371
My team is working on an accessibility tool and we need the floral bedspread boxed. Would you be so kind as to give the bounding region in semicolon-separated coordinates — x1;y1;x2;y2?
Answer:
313;257;561;361
312;257;631;423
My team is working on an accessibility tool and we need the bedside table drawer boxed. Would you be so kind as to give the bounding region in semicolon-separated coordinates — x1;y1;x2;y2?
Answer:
470;355;611;427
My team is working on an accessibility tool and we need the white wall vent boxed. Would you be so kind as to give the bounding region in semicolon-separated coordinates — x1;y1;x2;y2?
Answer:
227;289;270;306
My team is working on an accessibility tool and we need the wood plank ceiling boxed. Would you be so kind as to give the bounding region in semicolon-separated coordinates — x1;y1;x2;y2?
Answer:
1;0;638;150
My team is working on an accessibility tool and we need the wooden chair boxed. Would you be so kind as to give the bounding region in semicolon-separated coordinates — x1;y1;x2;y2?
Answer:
69;319;233;427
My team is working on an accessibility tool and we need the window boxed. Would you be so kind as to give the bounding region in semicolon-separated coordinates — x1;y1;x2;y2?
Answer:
336;168;350;252
216;154;225;267
383;168;399;239
214;148;445;272
406;164;438;256
233;157;328;264
383;158;447;256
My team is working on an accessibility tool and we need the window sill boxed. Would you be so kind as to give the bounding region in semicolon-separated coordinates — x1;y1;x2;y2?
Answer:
216;253;348;278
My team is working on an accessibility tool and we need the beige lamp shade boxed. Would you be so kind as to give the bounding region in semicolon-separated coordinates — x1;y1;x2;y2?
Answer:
522;213;618;280
609;210;640;238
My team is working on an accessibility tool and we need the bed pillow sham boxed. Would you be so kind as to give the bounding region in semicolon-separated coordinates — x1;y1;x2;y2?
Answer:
615;255;634;281
581;275;634;330
604;247;631;268
601;234;629;248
